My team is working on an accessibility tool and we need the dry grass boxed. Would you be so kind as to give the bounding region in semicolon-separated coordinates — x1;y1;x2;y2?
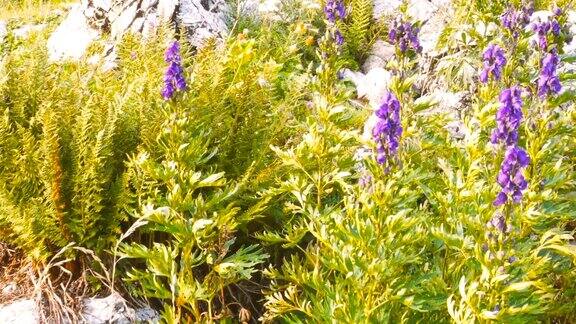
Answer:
0;242;35;305
0;0;72;21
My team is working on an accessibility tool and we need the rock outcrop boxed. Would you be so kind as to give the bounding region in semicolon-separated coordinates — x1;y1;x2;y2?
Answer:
47;0;230;67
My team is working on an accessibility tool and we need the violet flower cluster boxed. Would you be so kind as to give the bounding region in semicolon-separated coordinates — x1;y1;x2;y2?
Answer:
324;0;346;46
388;17;422;53
500;5;532;37
491;87;523;146
372;92;402;168
494;146;530;206
162;41;186;100
324;0;346;23
490;87;530;207
531;18;561;50
537;51;562;97
480;44;507;83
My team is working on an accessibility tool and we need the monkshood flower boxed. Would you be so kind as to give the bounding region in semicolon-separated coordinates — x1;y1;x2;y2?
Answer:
494;146;530;206
480;44;507;83
554;7;562;16
162;41;186;100
487;212;508;233
388;17;422;53
324;0;346;23
531;18;561;50
334;30;344;46
537;51;562;97
501;6;531;37
372;92;402;167
491;86;523;146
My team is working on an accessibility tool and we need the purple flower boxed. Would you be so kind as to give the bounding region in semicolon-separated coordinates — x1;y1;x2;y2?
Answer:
537;52;562;97
494;146;530;206
501;6;532;35
554;7;562;16
501;9;515;30
480;44;507;83
532;21;551;50
551;20;561;35
324;0;346;23
531;17;561;50
334;29;344;46
162;41;186;100
388;18;422;54
491;86;523;146
372;92;402;168
359;172;372;188
487;212;508;233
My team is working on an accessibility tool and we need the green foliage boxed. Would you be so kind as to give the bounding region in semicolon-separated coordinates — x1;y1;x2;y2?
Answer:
1;0;575;323
343;0;376;60
119;115;268;321
0;30;168;260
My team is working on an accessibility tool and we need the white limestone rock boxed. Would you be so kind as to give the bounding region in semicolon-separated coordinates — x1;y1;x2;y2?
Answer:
0;299;39;324
341;67;393;110
373;0;402;21
362;40;395;72
178;0;229;47
82;293;135;324
158;0;178;22
0;20;6;43
407;0;436;23
47;4;99;61
110;0;139;39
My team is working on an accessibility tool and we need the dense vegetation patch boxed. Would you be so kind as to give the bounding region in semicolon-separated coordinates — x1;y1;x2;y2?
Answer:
0;0;575;322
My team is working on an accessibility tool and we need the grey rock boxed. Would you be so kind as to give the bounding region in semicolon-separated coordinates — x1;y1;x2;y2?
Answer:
110;0;139;39
130;16;146;33
407;0;436;23
82;293;135;324
1;282;17;295
362;40;395;72
341;67;393;110
0;299;38;324
135;306;160;322
158;0;178;22
178;0;229;47
48;0;230;65
47;4;100;61
373;0;402;21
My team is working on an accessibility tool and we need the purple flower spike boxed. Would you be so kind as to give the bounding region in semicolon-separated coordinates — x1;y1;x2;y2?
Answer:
372;92;402;168
532;21;551;50
554;7;562;16
501;5;532;36
494;146;530;206
388;17;422;54
551;20;561;35
491;86;523;146
531;16;562;50
162;41;186;100
480;44;507;83
334;29;344;46
538;52;562;97
324;0;346;23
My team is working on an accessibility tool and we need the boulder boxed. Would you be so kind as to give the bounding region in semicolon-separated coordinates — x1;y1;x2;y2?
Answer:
47;4;100;61
362;40;395;72
47;0;231;66
0;299;39;324
82;292;159;324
